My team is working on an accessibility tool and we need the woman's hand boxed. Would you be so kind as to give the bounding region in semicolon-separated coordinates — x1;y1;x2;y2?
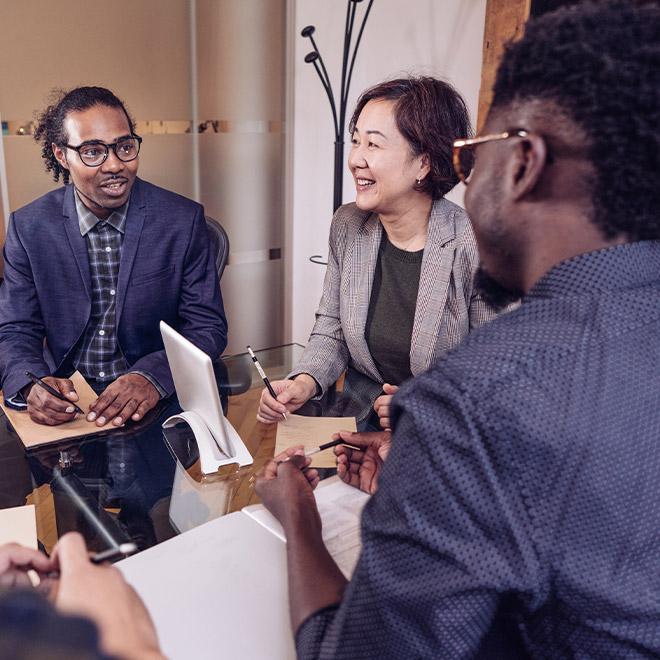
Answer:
256;375;318;424
373;383;399;430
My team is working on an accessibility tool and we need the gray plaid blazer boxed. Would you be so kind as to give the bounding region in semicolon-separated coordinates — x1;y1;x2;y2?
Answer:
290;199;497;421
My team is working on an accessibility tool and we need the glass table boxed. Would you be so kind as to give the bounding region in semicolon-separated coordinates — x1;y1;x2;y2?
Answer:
0;344;319;556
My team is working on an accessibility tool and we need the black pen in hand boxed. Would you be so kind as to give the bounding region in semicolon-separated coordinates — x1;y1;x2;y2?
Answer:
25;371;84;415
246;345;287;421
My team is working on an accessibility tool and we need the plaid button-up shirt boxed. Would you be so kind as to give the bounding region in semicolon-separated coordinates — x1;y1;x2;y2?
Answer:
72;191;130;384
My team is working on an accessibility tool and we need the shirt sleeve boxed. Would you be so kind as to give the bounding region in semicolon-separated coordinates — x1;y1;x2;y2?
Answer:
296;369;541;659
128;370;166;398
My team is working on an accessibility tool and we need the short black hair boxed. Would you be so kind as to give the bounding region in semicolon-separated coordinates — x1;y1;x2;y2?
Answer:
349;76;472;199
492;0;660;240
34;86;135;185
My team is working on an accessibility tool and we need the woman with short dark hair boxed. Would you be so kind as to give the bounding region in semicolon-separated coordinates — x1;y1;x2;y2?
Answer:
258;76;497;428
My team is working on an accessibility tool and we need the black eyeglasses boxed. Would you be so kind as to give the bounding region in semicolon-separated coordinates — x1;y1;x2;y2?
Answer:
64;135;142;167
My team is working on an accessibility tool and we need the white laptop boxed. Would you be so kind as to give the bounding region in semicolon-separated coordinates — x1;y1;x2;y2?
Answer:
160;321;253;473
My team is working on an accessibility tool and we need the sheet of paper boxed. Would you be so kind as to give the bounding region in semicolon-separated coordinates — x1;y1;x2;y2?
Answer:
118;512;296;660
0;371;112;448
0;504;37;548
243;476;370;578
275;413;357;468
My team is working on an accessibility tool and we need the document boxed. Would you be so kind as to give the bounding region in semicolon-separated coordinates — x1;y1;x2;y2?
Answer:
275;413;357;468
118;477;370;658
243;476;369;578
0;371;112;449
0;504;37;548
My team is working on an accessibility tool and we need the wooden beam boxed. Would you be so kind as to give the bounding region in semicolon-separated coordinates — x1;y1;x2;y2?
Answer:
477;0;531;132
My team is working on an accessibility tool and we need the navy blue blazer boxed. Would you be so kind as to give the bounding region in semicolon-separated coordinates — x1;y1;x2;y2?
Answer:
0;178;227;399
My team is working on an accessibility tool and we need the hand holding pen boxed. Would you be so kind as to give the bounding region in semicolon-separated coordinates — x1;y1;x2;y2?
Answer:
247;345;291;422
24;372;84;424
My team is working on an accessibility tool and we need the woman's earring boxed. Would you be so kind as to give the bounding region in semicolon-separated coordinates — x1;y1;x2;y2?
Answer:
416;177;422;186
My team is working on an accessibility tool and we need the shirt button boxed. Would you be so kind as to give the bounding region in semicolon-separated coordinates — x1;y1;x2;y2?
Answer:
105;246;111;253
110;289;116;296
99;371;105;378
99;330;105;336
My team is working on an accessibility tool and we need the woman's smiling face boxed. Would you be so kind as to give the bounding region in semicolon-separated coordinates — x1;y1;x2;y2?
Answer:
348;98;429;216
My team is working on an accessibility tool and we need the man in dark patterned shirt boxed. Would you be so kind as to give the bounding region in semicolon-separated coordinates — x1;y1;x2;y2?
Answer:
0;87;226;426
256;1;660;657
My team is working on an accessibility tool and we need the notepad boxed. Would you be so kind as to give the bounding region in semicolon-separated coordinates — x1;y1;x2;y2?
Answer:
118;477;370;659
0;504;37;548
0;371;113;449
243;476;369;578
275;413;357;468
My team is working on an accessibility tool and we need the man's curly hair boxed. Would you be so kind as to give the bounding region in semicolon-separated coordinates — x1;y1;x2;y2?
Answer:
492;0;660;240
33;86;135;185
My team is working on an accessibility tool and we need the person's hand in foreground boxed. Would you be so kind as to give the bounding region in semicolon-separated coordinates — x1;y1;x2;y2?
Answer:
373;383;399;430
87;373;160;427
52;533;164;660
25;376;80;426
255;447;320;529
255;450;347;631
0;542;54;593
334;430;392;495
256;374;317;424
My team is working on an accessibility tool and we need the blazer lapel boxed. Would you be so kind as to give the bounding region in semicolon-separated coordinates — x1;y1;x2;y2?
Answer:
347;213;383;382
62;185;91;301
116;179;146;327
410;198;457;375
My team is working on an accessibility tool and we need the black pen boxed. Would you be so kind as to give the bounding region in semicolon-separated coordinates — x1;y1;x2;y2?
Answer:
279;438;363;464
25;371;84;415
305;438;362;457
246;345;287;421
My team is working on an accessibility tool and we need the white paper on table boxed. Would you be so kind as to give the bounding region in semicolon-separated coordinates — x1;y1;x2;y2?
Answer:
0;504;37;548
242;476;370;578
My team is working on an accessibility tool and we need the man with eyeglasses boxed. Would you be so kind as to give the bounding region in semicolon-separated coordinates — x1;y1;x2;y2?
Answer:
0;86;227;426
254;1;660;658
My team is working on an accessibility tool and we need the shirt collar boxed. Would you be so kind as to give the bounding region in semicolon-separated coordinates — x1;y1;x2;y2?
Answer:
526;241;660;300
74;188;129;236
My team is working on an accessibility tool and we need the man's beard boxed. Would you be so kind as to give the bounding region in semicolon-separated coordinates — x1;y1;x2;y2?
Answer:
474;265;523;312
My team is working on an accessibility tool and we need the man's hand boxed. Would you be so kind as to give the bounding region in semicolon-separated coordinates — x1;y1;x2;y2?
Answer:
256;453;348;632
0;542;54;593
52;533;164;660
262;446;321;490
25;376;80;426
87;373;160;427
256;375;317;424
373;383;399;430
334;430;392;494
255;453;321;534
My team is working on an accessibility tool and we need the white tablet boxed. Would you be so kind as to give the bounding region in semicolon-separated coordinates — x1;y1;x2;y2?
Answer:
160;321;252;469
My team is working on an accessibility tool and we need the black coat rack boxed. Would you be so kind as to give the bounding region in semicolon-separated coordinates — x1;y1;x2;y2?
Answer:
302;0;375;214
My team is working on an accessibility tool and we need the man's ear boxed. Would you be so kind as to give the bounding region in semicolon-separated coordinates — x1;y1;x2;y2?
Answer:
52;143;69;171
508;134;548;200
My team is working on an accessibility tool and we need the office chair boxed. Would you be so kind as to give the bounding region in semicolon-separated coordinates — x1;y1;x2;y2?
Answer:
204;216;234;413
205;216;230;281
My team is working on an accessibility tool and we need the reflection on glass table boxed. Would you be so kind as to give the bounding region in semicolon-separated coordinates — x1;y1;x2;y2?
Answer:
0;344;312;557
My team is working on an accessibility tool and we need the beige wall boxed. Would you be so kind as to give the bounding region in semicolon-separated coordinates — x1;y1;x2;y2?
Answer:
0;0;194;210
0;0;191;119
